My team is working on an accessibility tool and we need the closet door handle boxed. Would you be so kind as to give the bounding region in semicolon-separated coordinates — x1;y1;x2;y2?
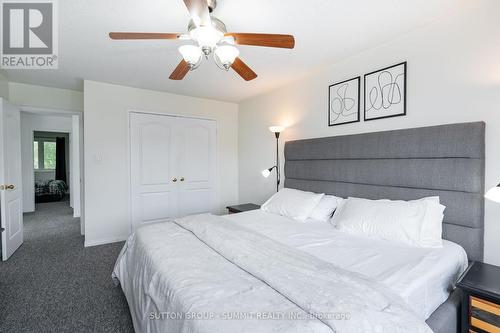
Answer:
172;178;177;183
180;177;185;182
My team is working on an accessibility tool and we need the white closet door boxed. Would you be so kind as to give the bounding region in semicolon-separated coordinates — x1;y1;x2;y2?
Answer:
130;113;178;228
176;117;217;216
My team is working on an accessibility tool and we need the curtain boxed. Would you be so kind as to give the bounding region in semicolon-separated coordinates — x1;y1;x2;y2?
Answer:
55;137;67;183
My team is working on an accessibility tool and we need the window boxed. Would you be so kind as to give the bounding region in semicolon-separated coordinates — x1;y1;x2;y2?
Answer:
43;142;56;169
34;139;57;170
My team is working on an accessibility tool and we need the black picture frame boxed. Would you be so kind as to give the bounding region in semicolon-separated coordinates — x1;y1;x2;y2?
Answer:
328;76;360;127
364;62;407;121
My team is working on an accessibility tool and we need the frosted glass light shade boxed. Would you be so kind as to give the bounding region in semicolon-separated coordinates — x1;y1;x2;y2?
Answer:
269;126;285;133
485;184;500;203
214;45;239;66
178;45;202;66
190;26;223;48
261;169;271;178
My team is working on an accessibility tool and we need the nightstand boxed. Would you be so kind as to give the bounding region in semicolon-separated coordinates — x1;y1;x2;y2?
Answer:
226;203;260;214
456;261;500;333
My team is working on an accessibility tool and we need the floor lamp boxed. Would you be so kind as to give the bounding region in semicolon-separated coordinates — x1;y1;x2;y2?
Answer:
261;126;285;192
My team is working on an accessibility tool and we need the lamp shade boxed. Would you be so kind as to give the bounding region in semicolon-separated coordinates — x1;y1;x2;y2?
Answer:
485;184;500;203
269;126;285;133
214;45;239;67
178;45;202;66
261;169;271;178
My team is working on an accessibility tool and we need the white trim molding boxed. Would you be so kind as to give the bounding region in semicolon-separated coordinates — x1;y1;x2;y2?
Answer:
84;235;128;248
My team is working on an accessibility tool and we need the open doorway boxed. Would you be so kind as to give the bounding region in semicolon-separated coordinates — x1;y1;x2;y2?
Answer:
0;104;83;262
33;131;70;206
20;110;83;233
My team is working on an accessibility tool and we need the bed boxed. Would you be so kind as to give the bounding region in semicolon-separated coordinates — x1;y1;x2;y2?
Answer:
113;122;485;333
35;180;68;203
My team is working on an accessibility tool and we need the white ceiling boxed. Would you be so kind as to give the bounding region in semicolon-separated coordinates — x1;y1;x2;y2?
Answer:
2;0;466;102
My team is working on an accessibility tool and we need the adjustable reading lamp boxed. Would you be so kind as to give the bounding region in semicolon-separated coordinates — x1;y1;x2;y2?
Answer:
485;183;500;203
261;126;285;192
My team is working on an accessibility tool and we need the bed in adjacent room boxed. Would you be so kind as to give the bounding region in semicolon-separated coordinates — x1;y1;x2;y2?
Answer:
113;122;485;333
35;179;68;203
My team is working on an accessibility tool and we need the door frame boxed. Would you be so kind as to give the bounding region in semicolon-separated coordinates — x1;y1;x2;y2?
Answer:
127;110;219;233
19;106;84;234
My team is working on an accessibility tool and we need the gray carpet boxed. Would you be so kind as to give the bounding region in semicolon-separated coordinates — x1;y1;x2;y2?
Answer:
0;200;134;332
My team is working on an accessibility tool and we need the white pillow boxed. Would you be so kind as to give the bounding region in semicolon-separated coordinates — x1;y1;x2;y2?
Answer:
333;196;444;247
399;196;445;247
419;197;445;248
309;195;341;222
261;188;324;222
330;197;346;225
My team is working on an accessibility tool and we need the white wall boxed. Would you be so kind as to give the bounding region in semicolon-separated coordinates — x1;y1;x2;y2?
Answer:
0;73;8;99
84;80;239;246
34;171;56;183
9;82;83;111
20;113;73;212
239;1;500;266
72;115;82;222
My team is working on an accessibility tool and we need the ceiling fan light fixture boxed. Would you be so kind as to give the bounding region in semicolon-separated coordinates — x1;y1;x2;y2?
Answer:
109;1;294;81
214;45;239;70
190;26;223;53
178;45;202;69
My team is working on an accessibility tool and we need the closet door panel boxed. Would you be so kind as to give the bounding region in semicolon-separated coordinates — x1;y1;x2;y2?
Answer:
177;118;217;216
139;123;171;185
184;125;210;182
130;113;178;228
140;192;172;221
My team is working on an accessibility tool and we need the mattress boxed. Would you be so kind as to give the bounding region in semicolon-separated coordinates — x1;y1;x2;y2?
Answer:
222;209;468;320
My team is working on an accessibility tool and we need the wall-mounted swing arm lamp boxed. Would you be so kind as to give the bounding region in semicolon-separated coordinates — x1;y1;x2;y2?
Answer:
485;183;500;203
261;126;285;192
261;166;278;178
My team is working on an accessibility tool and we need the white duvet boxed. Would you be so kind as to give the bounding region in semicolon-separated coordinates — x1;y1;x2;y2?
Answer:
113;214;432;333
224;209;468;319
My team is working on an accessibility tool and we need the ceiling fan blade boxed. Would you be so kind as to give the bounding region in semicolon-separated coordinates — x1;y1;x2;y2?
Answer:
183;0;211;27
231;57;257;81
225;33;295;49
109;32;180;40
169;60;191;80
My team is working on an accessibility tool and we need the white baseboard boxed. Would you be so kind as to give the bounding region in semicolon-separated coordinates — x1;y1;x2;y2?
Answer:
84;235;128;247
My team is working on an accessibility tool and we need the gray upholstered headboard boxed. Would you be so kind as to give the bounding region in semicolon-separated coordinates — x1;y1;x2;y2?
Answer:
284;122;485;261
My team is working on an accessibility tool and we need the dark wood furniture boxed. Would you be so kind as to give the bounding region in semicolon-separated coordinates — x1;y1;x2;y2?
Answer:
226;203;260;214
456;261;500;333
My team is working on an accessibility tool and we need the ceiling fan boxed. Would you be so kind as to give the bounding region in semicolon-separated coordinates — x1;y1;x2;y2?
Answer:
109;0;295;81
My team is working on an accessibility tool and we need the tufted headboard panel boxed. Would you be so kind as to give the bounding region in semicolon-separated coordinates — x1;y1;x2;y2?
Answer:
284;122;485;261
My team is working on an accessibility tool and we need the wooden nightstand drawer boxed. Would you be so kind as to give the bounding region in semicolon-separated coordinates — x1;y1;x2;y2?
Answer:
469;296;500;333
471;297;500;316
